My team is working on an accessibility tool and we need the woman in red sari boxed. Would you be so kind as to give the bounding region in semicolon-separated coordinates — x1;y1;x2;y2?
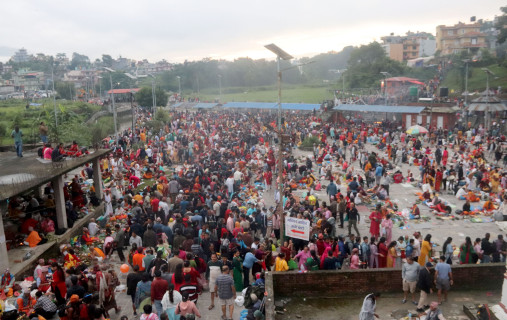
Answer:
369;204;382;238
434;169;443;192
377;237;388;268
51;262;67;305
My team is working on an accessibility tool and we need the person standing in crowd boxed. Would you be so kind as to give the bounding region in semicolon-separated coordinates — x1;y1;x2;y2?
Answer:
151;270;169;317
416;262;433;313
347;202;360;237
215;265;236;320
434;255;453;305
11;125;23;157
39;121;48;143
401;256;419;305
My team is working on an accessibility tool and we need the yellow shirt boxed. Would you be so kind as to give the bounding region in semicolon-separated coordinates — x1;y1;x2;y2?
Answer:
275;257;288;272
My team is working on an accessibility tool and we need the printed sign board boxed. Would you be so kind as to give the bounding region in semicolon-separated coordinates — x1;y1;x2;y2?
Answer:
285;216;310;241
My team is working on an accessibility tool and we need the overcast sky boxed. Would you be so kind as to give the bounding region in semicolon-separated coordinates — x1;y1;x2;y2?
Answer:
0;0;503;64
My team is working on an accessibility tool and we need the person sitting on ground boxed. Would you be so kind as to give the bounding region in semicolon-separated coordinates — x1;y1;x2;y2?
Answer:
33;290;58;319
67;141;82;157
24;226;41;247
462;200;471;215
467;190;480;203
0;269;15;296
42;143;53;160
16;289;36;315
483;197;496;212
82;227;98;245
411;203;420;219
426;301;446;319
51;143;66;162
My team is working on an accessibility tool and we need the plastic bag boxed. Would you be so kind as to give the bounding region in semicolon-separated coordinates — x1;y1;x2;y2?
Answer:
235;296;245;307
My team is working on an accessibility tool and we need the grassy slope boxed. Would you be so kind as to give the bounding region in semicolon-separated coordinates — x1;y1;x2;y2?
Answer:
0;99;101;145
440;64;507;93
195;85;335;104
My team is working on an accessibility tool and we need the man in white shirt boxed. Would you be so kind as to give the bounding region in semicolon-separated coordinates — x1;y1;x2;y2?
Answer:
159;198;169;219
88;218;99;237
225;176;235;194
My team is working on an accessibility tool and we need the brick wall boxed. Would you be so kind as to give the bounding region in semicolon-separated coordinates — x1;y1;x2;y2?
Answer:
270;263;505;297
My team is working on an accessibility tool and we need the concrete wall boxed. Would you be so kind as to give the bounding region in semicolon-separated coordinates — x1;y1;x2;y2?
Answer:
268;263;505;298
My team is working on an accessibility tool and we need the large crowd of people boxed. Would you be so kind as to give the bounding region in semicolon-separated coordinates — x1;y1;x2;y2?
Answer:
2;103;506;320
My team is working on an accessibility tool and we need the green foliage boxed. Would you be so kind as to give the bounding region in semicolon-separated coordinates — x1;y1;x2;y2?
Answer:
102;54;113;68
440;63;507;93
496;6;507;44
100;72;132;91
70;52;90;70
155;109;170;123
300;136;321;149
145;120;164;133
135;87;168;108
55;82;75;100
344;42;408;88
0;122;6;143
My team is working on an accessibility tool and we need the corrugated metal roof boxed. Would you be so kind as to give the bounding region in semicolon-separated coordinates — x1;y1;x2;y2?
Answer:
193;103;219;109
333;105;425;114
223;102;319;110
467;104;507;112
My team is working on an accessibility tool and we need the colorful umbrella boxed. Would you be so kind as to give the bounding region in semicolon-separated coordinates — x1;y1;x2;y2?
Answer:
406;125;428;135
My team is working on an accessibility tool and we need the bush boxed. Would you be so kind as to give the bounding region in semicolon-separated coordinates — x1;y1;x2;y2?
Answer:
299;136;321;149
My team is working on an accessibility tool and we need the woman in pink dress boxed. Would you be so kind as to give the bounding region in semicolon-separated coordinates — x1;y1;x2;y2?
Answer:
381;214;394;244
349;248;360;269
369;204;382;238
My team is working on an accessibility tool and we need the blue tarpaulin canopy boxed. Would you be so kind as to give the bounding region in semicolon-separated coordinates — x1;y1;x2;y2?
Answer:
193;103;219;109
223;102;319;110
333;105;425;114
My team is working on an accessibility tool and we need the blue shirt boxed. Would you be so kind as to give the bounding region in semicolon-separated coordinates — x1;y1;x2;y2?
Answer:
243;252;259;269
375;166;383;177
338;241;346;258
435;262;451;280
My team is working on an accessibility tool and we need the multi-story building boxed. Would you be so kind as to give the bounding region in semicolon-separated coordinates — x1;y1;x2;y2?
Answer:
11;48;31;63
381;32;436;62
12;69;45;92
436;22;487;55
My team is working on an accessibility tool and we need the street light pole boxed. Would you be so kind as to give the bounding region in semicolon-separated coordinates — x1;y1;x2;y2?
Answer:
380;71;390;105
265;44;294;245
218;74;222;103
51;66;58;128
103;67;117;135
177;76;181;100
482;68;494;131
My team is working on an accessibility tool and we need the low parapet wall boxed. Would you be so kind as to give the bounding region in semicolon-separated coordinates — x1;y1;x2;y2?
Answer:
265;263;505;319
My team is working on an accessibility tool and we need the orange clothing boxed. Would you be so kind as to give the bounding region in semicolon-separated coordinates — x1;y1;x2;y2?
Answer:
133;252;146;271
26;230;41;247
17;296;36;314
467;192;480;202
94;247;106;259
483;201;495;211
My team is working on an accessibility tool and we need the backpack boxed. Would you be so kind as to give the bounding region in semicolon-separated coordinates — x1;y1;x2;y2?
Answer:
37;147;43;158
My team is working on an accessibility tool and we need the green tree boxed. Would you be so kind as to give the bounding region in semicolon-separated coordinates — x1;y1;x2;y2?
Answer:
55;82;75;100
102;54;113;68
344;42;407;88
496;6;507;44
135;87;168;108
100;72;131;91
70;52;90;70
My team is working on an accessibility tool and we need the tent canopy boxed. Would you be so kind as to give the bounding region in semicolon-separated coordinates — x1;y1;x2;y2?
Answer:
333;105;425;114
